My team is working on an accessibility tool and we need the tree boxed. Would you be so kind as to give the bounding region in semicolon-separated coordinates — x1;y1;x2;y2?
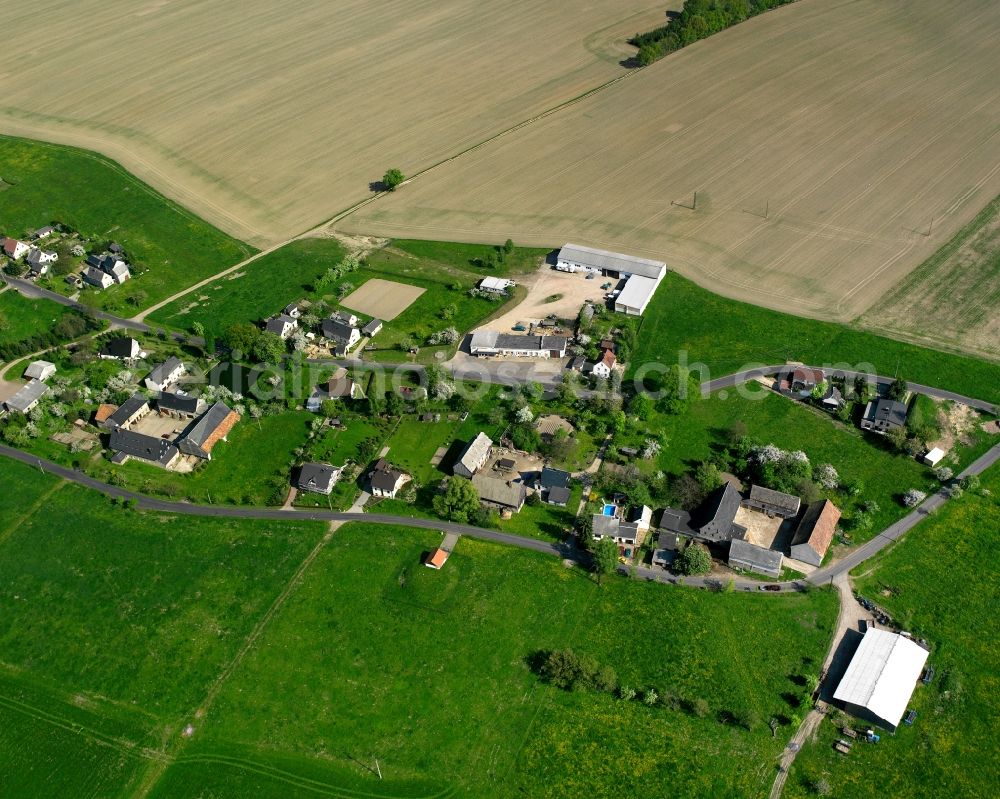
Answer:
629;391;653;420
695;461;723;493
191;321;205;338
887;377;908;401
252;331;286;363
655;364;700;415
222;322;259;357
961;473;981;491
592;537;619;585
433;477;480;523
385;391;405;417
382;168;405;191
677;543;712;575
503;238;515;255
902;488;927;507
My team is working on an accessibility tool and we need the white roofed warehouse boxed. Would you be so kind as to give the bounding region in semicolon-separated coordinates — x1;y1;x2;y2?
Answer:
555;244;667;316
833;628;929;731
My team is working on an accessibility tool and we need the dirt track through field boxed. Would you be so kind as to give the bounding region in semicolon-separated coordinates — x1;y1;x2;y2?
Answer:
342;0;1000;332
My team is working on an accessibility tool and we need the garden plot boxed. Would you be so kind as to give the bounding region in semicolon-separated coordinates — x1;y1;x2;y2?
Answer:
340;278;425;321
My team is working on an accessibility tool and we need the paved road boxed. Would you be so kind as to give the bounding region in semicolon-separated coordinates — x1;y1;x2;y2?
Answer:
1;274;153;332
703;364;997;414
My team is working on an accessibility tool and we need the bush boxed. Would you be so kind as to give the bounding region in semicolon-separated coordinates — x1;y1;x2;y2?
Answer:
676;543;712;575
902;488;927;507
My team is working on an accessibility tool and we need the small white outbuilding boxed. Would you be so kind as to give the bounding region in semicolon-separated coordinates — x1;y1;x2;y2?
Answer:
23;360;56;382
922;447;946;467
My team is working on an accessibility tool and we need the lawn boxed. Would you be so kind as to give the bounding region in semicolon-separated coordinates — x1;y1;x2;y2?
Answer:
633;272;1000;407
785;464;1000;798
499;484;583;541
0;135;254;312
148;238;347;335
654;392;939;541
0;289;71;347
391;238;549;277
382;416;462;484
181;523;838;798
95;410;314;506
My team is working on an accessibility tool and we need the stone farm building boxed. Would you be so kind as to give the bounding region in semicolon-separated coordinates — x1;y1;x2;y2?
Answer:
728;538;783;578
790;499;841;566
555;243;666;315
469;331;567;358
453;432;493;478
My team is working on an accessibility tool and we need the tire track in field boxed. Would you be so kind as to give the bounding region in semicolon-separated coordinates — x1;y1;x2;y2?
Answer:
128;522;343;799
0;479;65;548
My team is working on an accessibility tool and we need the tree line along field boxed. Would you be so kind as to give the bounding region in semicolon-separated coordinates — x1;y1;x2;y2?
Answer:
0;459;839;798
631;272;1000;407
0;0;676;246
342;0;1000;346
785;464;1000;798
0;136;254;311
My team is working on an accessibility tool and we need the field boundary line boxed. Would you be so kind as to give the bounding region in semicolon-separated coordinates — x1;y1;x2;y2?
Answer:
128;522;343;799
0;478;65;547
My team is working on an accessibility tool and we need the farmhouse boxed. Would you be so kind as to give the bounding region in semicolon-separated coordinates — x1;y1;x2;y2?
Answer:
790;499;841;566
144;357;185;392
25;248;58;275
87;253;131;284
744;485;801;519
99;337;145;361
157;391;203;418
790;367;825;394
591;349;616;379
468;331;568;358
102;393;151;430
537;466;571;505
453;432;493;478
109;427;180;468
23;360;56;381
84;266;114;289
265;313;298;339
693;483;745;543
32;225;56;239
4;380;49;414
652;530;680;568
833;628;929;732
3;238;30;260
369;458;408;498
478;276;514;294
728;538;783;578
472;473;526;513
362;318;383;337
861;398;908;434
296;462;342;495
591;514;643;557
322;317;361;350
176;401;240;460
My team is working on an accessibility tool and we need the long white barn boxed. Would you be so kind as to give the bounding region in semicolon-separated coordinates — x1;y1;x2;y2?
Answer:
833;628;929;731
556;243;666;316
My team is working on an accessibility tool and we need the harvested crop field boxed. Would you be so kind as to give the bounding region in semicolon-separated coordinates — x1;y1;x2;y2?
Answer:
340;278;424;321
859;192;1000;361
0;0;677;246
343;0;1000;326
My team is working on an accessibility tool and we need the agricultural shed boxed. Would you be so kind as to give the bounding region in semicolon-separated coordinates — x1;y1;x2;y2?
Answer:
833;629;929;731
728;539;783;578
790;499;841;566
556;244;665;280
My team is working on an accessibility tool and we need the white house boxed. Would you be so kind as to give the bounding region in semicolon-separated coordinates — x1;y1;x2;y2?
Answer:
265;314;298;340
370;458;408;498
453;432;493;478
25;248;58;275
99;337;145;361
83;266;114;289
590;349;616;379
144;356;185;392
321;317;361;350
2;238;30;260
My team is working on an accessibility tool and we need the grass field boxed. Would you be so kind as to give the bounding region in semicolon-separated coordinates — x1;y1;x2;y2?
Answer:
344;0;1000;336
632;272;1000;406
0;136;254;310
786;465;1000;798
0;289;71;347
655;392;939;541
860;190;1000;360
148;238;347;335
0;1;675;245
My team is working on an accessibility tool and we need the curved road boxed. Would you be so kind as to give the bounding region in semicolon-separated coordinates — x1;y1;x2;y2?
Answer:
3;439;998;591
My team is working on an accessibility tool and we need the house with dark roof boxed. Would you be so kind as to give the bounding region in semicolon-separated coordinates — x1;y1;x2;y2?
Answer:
744;485;801;519
99;337;145;361
591;513;643;557
537;466;571;505
790;499;842;566
296;462;342;495
322;317;361;350
25;248;57;275
468;331;568;358
728;539;783;578
84;266;114;289
821;384;845;409
176;402;240;460
861;398;908;434
362;318;383;337
103;393;151;430
472;473;526;513
144;357;185;392
694;483;746;542
108;427;179;468
157;391;202;417
369;458;408;498
283;302;303;319
658;507;695;536
32;225;56;239
265;314;298;339
652;530;679;568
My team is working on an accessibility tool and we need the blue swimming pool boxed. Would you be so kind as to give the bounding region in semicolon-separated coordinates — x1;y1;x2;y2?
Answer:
602;504;616;516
